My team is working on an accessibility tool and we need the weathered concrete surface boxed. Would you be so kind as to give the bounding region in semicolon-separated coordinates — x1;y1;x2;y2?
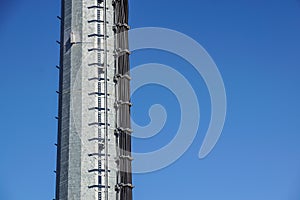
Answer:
56;1;117;199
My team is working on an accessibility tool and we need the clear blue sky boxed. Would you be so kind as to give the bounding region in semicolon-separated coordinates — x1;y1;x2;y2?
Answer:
0;0;300;199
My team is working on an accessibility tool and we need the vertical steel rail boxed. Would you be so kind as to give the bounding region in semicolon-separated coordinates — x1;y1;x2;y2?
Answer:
97;2;103;200
103;1;109;200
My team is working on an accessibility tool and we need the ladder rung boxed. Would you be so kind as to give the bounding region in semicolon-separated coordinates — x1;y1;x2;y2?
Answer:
88;138;110;142
88;122;111;126
87;6;108;10
88;63;104;68
88;153;110;157
88;48;104;52
89;107;111;111
88;34;109;38
88;92;110;96
88;20;108;24
88;169;111;173
88;185;110;189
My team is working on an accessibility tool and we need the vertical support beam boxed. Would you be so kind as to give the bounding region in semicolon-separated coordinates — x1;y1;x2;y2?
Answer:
103;1;110;200
55;1;132;200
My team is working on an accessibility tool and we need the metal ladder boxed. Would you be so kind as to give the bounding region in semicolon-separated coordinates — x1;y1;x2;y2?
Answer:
86;1;110;200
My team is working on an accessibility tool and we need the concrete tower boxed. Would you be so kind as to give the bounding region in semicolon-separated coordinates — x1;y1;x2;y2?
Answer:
55;0;133;200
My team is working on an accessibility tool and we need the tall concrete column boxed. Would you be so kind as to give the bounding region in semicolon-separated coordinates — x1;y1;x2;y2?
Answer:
55;0;129;200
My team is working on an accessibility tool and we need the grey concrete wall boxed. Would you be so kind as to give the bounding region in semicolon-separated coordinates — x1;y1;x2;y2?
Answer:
56;0;117;199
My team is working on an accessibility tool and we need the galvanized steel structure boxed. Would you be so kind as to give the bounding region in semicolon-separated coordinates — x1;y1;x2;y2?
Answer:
55;0;132;199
